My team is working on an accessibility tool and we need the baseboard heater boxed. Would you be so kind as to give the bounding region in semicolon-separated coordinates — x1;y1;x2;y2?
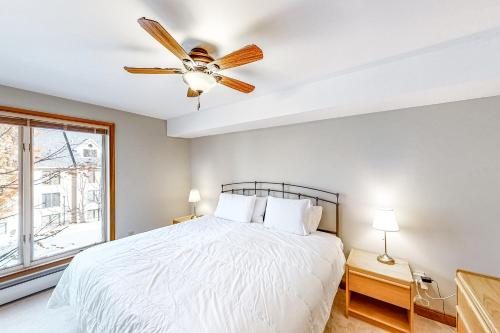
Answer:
0;264;67;305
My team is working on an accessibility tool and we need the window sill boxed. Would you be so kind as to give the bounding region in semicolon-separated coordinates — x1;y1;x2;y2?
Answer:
0;257;73;284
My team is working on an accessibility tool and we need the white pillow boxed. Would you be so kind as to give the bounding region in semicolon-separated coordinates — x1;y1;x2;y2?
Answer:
251;196;268;223
214;193;256;223
264;197;310;235
307;206;323;233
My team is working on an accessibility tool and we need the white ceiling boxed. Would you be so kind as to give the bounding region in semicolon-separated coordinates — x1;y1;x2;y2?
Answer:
2;1;500;136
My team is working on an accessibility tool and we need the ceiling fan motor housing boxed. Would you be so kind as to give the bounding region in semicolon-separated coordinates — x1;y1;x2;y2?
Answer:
188;47;215;65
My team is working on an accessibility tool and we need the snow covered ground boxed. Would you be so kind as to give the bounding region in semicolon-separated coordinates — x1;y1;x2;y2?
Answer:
34;221;103;260
0;221;103;269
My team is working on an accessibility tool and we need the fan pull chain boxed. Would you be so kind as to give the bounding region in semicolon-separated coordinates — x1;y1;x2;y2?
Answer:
197;95;201;111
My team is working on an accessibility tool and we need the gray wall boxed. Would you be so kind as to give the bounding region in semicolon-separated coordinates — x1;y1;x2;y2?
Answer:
191;96;500;314
0;85;191;238
4;83;498;315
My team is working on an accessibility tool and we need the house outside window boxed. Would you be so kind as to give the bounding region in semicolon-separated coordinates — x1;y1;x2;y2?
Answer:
0;115;111;277
42;171;61;185
42;193;61;208
88;170;97;183
87;190;100;202
83;149;97;158
41;214;61;226
86;209;100;221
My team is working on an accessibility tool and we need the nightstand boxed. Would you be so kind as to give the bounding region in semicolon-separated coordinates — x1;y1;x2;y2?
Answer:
345;248;415;333
172;214;195;225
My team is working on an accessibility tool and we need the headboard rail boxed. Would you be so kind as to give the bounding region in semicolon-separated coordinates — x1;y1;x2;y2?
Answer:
221;181;340;236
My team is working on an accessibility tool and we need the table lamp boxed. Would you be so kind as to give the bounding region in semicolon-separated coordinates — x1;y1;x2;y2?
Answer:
188;189;201;217
372;209;399;265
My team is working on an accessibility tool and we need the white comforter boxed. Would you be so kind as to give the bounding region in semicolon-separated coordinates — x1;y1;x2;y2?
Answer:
48;215;345;333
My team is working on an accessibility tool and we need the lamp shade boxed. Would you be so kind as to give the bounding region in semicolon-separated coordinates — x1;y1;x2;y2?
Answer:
372;209;399;232
188;189;201;203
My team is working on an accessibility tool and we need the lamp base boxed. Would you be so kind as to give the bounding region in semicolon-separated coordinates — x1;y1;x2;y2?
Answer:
377;253;395;265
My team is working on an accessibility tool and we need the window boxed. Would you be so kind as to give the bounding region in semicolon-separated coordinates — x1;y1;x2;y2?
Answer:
86;209;100;221
0;108;114;277
32;128;105;261
41;213;61;226
41;193;60;208
87;190;100;202
0;123;21;270
0;222;7;235
41;170;60;185
88;170;97;183
83;149;97;158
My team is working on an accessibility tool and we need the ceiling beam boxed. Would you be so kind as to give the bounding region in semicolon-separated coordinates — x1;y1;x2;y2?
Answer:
167;28;500;138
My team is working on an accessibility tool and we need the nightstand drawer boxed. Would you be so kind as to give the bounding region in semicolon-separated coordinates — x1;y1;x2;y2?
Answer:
349;269;411;309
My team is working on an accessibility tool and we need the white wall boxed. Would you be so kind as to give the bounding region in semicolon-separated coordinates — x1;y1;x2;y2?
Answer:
0;85;191;238
190;95;500;314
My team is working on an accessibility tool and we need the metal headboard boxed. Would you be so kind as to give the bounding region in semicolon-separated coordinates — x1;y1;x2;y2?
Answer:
221;181;340;236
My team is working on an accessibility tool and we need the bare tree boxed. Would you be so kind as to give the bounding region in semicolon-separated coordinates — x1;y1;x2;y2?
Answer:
0;125;19;220
1;128;101;268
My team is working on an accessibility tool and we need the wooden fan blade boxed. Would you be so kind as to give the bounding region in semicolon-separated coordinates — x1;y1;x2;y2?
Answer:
217;75;255;93
124;67;182;74
187;88;199;97
137;17;192;62
209;44;263;70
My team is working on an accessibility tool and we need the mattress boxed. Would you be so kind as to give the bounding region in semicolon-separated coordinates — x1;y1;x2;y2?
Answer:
48;215;345;333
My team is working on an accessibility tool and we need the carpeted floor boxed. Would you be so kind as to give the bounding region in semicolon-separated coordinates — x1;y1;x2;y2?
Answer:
0;288;455;333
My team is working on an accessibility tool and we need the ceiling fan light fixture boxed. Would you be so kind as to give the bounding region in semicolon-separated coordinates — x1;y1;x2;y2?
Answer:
182;71;217;93
125;18;262;99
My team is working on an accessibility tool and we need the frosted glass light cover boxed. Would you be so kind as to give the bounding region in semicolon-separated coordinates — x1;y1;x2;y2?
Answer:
182;72;216;93
372;209;399;232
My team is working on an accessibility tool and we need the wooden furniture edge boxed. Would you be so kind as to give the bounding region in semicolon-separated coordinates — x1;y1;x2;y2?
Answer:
456;306;471;332
348;302;410;333
345;258;413;332
349;269;411;289
0;257;72;283
348;265;413;286
457;268;500;282
456;273;497;332
172;214;195;224
341;280;456;328
342;265;456;328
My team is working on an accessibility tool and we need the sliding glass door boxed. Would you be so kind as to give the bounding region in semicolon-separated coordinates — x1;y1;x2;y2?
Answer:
0;118;108;275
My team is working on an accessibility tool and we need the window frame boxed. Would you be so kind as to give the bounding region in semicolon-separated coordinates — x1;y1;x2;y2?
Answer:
0;105;115;282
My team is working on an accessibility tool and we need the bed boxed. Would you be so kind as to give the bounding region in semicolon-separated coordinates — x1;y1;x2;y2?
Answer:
48;182;345;333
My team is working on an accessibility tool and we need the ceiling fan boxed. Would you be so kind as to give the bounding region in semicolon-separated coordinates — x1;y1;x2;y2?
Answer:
124;17;264;110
